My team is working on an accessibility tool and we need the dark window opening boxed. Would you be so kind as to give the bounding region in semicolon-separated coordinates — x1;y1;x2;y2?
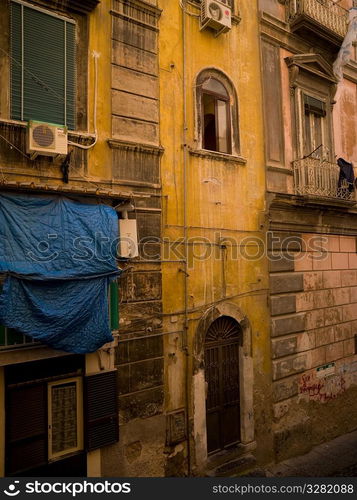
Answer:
202;78;231;154
303;94;326;158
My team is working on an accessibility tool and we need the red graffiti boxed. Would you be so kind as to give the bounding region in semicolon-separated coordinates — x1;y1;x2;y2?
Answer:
299;374;346;402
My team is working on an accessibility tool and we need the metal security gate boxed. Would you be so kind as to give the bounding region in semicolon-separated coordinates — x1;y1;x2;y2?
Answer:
205;316;241;454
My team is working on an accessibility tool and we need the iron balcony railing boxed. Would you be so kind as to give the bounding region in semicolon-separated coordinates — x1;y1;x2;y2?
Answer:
289;0;348;39
293;157;355;201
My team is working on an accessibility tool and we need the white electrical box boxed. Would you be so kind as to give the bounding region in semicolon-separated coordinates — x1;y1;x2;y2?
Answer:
119;219;139;259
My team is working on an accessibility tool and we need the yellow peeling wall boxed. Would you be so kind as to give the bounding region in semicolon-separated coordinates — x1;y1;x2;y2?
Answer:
86;0;112;182
158;0;273;470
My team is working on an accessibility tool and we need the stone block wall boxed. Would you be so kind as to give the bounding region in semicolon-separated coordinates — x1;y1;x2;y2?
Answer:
269;232;357;461
101;0;165;477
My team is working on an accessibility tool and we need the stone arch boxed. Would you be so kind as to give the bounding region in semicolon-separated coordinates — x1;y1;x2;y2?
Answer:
193;302;252;374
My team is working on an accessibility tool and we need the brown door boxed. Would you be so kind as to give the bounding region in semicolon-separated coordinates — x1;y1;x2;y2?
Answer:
205;316;241;454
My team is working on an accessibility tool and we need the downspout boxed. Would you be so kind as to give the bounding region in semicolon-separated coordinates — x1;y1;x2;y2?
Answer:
110;280;119;330
182;0;192;477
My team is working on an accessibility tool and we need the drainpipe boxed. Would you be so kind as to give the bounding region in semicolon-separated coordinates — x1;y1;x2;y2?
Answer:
110;280;119;331
181;0;192;477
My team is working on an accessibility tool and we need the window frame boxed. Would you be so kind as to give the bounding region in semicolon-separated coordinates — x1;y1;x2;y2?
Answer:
301;91;328;158
294;85;333;161
0;0;88;131
47;376;84;461
285;55;338;163
201;80;232;154
195;69;240;157
10;0;77;129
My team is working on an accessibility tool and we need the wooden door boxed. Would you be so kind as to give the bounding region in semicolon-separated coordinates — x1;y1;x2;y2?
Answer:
205;316;241;454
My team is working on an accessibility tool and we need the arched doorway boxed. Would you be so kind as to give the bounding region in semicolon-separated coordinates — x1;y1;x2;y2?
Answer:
205;316;242;454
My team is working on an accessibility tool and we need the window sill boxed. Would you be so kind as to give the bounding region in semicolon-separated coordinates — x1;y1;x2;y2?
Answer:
189;148;247;165
268;165;294;175
0;117;95;142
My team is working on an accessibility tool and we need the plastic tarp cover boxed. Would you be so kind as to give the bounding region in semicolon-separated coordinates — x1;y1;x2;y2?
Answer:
0;192;120;353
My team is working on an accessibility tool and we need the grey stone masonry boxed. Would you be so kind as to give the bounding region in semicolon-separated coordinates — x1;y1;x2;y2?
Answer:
269;254;295;273
273;354;307;380
271;295;296;316
273;377;299;403
271;313;306;337
272;336;298;358
270;273;304;295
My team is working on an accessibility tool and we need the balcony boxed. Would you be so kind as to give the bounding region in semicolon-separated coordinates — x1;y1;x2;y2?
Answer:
289;0;348;49
293;157;355;203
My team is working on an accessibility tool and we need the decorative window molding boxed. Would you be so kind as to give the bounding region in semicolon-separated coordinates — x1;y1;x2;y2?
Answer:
285;53;338;161
188;147;247;164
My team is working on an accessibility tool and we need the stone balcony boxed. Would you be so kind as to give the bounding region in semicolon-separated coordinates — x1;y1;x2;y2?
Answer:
289;0;348;49
293;157;356;203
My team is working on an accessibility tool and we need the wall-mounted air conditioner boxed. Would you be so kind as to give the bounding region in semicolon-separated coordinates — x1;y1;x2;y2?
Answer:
27;121;68;158
200;0;232;36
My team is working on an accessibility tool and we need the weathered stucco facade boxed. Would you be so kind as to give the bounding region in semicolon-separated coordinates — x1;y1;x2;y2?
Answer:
0;0;356;478
159;0;271;476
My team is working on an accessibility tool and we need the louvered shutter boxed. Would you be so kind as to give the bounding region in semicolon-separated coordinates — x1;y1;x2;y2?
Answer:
6;384;47;475
84;370;119;451
10;1;76;129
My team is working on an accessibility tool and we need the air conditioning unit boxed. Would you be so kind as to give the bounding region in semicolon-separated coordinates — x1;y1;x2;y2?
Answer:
200;0;232;35
27;121;68;158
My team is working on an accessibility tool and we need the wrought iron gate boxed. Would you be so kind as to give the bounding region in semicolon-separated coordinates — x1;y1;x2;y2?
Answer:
205;316;241;454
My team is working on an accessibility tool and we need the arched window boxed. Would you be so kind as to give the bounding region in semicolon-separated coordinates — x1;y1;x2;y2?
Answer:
202;78;231;154
196;70;239;156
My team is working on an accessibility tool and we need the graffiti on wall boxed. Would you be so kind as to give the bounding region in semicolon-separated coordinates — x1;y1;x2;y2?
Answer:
299;373;346;403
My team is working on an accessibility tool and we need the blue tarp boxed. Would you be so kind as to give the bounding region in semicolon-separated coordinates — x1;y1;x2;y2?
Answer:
0;192;120;353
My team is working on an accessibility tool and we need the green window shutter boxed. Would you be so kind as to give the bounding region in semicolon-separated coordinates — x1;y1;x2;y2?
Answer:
66;22;76;130
10;1;76;129
10;2;22;121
